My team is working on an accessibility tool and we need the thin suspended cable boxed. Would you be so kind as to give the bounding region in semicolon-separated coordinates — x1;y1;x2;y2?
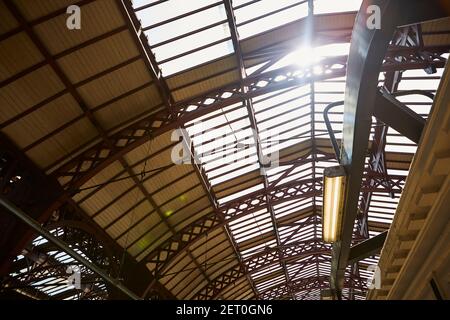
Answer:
118;132;153;278
76;163;173;193
220;107;240;146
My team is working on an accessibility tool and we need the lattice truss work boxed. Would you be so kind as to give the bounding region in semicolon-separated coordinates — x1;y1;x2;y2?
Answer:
0;0;449;300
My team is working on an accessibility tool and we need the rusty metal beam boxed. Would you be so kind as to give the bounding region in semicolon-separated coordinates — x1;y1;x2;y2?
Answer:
373;90;426;144
347;231;388;265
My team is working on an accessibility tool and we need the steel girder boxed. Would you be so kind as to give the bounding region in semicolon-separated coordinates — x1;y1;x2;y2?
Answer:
258;275;366;300
355;23;426;253
331;0;449;297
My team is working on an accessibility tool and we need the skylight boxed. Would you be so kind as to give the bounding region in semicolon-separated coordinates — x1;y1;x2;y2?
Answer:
134;0;233;76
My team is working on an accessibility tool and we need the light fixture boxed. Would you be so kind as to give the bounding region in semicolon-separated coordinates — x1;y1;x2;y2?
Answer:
322;165;346;243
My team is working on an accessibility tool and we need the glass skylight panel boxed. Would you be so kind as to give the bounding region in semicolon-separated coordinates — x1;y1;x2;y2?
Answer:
233;220;273;242
186;103;243;127
47;285;72;296
268;43;350;72
314;92;345;103
204;146;255;173
234;0;301;24
294;268;317;279
152;24;232;61
279;224;315;238
194;119;251;151
318;264;331;276
258;109;310;132
33;277;57;287
208;162;260;184
314;0;362;14
234;226;270;243
265;164;291;178
398;77;441;91
288;256;316;273
234;0;309;39
134;1;233;75
256;94;310;122
254;86;312;155
234;217;272;238
133;0;169;10
187;103;261;186
314;79;346;93
206;153;258;177
186;106;245;136
262;127;311;154
280;226;315;244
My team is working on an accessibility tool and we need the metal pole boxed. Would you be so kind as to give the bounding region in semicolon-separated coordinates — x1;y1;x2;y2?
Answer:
0;195;141;300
